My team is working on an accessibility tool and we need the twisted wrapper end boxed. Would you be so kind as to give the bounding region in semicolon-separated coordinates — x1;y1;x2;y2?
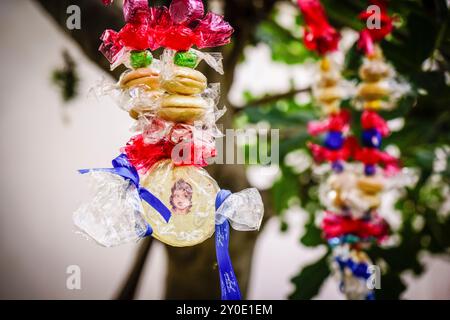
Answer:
215;188;264;231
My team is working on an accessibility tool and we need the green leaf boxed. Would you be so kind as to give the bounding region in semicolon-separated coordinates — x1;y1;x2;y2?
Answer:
384;12;439;74
289;251;331;300
256;20;316;65
375;273;407;300
271;166;300;215
300;210;323;247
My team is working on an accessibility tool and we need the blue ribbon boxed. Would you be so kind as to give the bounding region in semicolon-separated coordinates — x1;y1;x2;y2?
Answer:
79;154;172;234
215;190;242;300
335;256;371;280
335;256;374;300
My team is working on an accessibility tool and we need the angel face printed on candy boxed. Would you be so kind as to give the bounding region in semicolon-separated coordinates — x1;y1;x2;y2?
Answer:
140;160;219;247
170;179;193;215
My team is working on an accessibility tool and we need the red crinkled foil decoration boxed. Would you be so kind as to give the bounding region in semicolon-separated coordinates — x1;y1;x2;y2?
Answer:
122;135;173;174
297;0;340;55
357;0;394;56
172;141;217;167
123;132;216;174
99;30;123;64
308;136;357;163
354;147;401;175
308;110;351;136
194;12;234;49
101;0;152;22
99;0;234;63
361;110;390;137
322;211;390;242
123;0;149;23
170;0;204;24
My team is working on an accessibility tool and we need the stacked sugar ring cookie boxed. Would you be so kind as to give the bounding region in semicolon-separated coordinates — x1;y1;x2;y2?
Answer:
118;50;162;120
159;51;209;124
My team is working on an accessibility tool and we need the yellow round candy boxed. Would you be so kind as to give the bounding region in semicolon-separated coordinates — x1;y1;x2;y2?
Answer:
140;160;219;247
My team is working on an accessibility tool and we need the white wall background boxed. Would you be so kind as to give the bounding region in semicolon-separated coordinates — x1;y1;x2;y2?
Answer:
0;0;449;299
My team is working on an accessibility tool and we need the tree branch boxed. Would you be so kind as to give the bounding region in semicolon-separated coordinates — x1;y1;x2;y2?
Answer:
236;87;311;110
115;237;154;300
34;0;124;79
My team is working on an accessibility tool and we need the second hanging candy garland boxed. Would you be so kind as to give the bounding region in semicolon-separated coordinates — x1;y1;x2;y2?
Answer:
298;0;413;299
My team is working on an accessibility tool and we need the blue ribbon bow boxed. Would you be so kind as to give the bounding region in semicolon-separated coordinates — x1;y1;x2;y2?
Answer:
335;256;375;300
79;154;172;235
215;190;242;300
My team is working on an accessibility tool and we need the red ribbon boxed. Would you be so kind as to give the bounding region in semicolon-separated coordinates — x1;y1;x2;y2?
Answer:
357;0;394;56
297;0;340;55
322;211;389;242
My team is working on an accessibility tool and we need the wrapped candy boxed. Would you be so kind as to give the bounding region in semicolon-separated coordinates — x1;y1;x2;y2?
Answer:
296;0;340;55
73;171;150;247
74;154;170;247
354;46;410;113
306;54;355;172
74;0;264;300
354;46;408;176
357;0;394;56
332;246;375;300
99;0;233;67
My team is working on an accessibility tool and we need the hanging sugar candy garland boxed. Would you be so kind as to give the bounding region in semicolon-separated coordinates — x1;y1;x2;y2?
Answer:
74;0;264;300
299;0;414;299
298;0;375;299
336;0;401;300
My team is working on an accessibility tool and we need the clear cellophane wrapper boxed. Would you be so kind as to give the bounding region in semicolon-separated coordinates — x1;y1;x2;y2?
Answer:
92;50;224;114
331;245;374;300
311;56;355;112
315;163;418;219
73;171;149;247
353;56;411;111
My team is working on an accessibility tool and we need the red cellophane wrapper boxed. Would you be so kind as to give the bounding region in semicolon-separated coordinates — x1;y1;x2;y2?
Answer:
297;0;340;55
308;136;357;163
123;124;217;174
322;211;390;243
354;147;401;175
308;110;350;136
100;0;233;64
361;110;390;137
357;0;394;55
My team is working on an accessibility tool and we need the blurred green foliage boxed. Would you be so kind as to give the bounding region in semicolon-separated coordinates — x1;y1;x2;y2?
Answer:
239;0;450;299
52;50;79;102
